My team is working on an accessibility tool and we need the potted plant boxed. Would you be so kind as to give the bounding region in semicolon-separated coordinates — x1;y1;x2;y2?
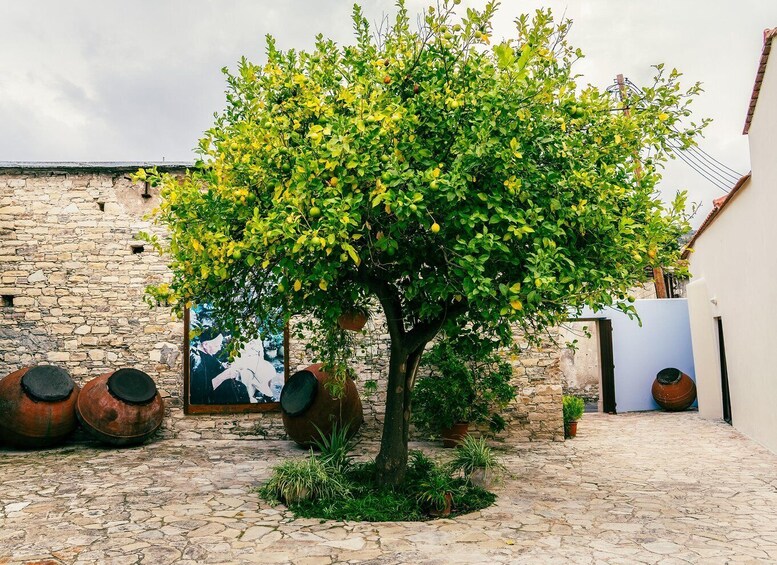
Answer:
413;338;516;447
337;306;370;332
416;467;456;517
562;395;585;438
449;435;504;490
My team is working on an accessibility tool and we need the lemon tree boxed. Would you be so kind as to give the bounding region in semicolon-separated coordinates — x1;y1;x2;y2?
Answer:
145;1;702;485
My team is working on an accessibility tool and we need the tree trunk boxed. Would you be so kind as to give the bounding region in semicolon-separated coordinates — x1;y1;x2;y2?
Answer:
375;343;411;485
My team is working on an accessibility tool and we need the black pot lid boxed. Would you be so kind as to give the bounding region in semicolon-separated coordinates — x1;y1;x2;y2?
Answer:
21;365;74;402
280;370;318;417
656;367;682;385
108;368;157;405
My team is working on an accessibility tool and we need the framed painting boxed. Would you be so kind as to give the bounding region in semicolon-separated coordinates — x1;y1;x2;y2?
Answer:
183;304;289;415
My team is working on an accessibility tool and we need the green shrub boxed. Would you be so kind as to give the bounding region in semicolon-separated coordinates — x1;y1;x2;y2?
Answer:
413;338;516;434
259;454;350;505
449;435;503;478
562;395;585;424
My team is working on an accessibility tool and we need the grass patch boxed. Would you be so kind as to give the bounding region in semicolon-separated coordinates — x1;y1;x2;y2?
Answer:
260;450;496;522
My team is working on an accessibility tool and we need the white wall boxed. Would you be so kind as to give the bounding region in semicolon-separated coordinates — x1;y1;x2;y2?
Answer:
686;46;777;454
577;299;696;413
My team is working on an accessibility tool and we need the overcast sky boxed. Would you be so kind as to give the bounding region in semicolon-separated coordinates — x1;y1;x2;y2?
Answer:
2;1;776;226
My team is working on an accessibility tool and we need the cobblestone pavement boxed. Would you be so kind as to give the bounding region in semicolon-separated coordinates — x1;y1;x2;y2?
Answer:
2;412;777;564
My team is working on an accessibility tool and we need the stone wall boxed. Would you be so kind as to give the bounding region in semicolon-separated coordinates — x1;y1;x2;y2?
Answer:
0;166;563;443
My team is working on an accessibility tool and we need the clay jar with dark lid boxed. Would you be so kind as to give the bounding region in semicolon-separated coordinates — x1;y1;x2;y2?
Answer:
76;368;165;446
0;365;80;448
652;367;697;411
280;363;363;447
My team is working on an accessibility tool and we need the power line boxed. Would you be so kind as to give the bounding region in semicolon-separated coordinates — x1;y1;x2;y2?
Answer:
667;142;740;187
611;76;742;194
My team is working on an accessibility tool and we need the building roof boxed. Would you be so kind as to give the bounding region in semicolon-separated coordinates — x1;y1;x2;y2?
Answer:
681;173;752;259
743;27;777;134
0;161;193;173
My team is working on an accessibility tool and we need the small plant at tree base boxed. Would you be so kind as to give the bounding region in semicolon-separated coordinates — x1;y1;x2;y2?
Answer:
312;422;358;474
259;454;350;505
449;435;504;481
416;467;457;514
278;450;495;521
413;337;516;435
562;395;585;425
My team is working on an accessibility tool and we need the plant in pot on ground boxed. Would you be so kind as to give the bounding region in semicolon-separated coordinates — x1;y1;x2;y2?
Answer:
449;435;505;490
413;337;516;447
562;395;585;438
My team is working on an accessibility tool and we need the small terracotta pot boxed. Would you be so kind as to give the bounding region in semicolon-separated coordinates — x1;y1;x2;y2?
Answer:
564;420;578;439
440;422;469;448
428;492;453;518
337;312;368;332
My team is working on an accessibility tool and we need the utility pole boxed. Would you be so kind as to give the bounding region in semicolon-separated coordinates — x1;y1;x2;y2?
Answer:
615;73;668;299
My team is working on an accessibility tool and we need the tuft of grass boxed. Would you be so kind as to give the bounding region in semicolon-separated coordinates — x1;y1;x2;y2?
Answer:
258;454;351;505
449;435;503;478
312;421;358;474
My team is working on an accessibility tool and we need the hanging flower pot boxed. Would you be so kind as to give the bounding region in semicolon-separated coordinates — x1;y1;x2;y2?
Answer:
337;311;368;331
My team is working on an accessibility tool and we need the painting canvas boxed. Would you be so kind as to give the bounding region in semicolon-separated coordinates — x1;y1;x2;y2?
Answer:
184;304;287;414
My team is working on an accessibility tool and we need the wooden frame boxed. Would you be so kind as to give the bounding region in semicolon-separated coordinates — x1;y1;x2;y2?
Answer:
183;307;289;415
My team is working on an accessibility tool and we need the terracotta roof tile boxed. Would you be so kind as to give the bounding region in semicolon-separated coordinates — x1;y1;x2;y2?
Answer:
743;28;777;134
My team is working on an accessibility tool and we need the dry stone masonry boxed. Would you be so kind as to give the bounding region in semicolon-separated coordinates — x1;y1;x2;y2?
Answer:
0;164;563;442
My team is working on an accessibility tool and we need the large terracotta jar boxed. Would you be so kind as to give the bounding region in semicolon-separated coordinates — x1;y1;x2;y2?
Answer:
280;363;363;447
651;367;697;411
0;365;80;448
76;368;164;446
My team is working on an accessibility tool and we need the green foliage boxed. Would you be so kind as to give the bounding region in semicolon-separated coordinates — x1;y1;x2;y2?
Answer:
144;0;702;354
312;422;357;474
449;435;503;478
258;454;351;504
286;450;495;521
562;395;585;424
413;338;516;433
144;0;705;483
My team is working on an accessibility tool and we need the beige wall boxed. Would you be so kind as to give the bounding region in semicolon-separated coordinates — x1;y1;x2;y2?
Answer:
687;49;777;453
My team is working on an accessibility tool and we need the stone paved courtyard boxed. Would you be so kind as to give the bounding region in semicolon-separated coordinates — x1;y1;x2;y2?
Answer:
2;412;777;564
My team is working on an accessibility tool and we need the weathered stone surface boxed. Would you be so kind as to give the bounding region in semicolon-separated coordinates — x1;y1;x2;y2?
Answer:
0;413;776;564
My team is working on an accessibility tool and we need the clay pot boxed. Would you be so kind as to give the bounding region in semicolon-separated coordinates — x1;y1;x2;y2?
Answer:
280;363;363;447
337;312;368;332
440;422;469;448
76;368;164;446
651;368;697;412
468;468;492;490
0;365;80;448
428;492;453;518
564;420;578;439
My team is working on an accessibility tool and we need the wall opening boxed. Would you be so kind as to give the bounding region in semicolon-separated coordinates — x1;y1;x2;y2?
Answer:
1;295;13;307
717;317;732;425
131;244;145;254
560;319;615;413
97;202;105;212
